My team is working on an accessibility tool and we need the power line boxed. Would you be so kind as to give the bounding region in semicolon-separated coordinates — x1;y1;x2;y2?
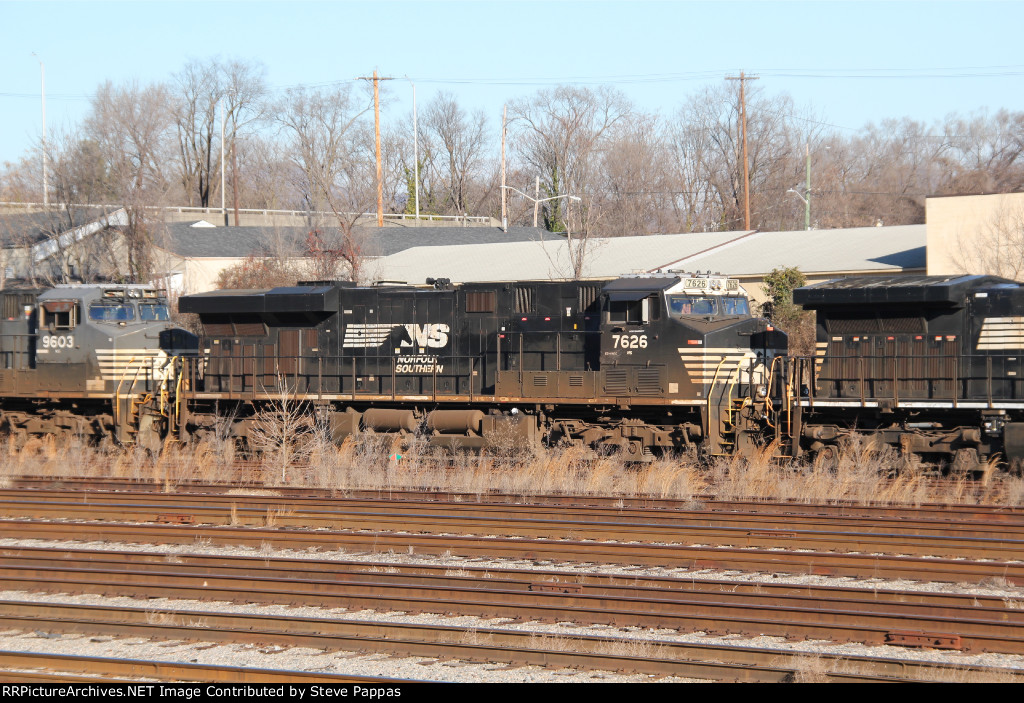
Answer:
5;63;1024;102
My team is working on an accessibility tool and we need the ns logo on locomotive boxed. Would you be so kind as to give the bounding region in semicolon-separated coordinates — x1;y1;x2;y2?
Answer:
175;272;786;461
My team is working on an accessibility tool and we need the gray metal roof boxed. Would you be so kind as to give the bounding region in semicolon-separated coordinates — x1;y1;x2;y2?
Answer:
0;207;122;248
372;225;927;284
677;225;927;276
156;222;546;258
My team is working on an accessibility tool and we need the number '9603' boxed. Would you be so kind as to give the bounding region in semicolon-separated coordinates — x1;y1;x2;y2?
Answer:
612;334;647;349
42;335;74;349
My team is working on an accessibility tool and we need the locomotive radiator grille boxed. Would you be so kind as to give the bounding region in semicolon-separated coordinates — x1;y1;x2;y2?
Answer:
636;369;662;396
604;369;629;395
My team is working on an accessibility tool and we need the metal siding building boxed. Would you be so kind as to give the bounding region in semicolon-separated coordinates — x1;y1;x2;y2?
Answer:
373;225;927;305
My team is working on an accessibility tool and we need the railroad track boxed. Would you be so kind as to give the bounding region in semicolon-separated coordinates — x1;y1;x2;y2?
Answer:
0;599;1012;683
0;489;1022;560
1;546;1023;654
1;486;1022;681
9;475;1024;523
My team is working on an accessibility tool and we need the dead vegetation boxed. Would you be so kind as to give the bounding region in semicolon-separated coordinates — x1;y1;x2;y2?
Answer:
1;428;1023;507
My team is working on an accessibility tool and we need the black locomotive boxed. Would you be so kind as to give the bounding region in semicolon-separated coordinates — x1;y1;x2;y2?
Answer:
7;272;1020;476
176;272;788;460
0;283;196;449
790;274;1024;472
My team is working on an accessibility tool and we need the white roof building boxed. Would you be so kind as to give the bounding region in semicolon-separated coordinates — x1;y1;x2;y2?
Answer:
372;225;927;303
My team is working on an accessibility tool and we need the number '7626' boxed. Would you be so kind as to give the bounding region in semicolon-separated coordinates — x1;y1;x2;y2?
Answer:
612;334;647;349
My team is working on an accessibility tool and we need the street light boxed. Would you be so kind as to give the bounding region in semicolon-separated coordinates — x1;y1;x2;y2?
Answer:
787;143;828;231
786;186;809;230
31;52;47;206
500;184;581;228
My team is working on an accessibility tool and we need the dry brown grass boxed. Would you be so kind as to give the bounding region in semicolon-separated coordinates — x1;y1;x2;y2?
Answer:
2;427;1024;507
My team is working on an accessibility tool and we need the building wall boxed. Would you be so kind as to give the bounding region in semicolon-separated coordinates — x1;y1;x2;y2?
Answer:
926;192;1024;277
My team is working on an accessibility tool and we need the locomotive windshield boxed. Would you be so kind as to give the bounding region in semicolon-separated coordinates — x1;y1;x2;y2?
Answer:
89;302;135;322
668;295;749;318
139;303;170;321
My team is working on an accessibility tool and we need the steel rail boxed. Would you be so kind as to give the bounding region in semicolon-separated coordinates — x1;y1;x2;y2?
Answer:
9;477;1023;522
0;600;1005;683
0;496;1020;560
3;560;1024;653
0;650;416;683
2;488;1020;539
1;544;1018;612
2;520;1022;585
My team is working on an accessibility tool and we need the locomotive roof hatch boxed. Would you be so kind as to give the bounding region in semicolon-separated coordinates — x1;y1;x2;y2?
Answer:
603;274;680;300
794;274;1020;308
179;285;339;315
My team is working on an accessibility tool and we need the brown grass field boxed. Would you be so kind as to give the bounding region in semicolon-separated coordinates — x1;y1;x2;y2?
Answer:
2;429;1022;507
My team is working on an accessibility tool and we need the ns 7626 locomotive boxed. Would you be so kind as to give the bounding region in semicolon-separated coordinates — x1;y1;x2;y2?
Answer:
176;272;788;460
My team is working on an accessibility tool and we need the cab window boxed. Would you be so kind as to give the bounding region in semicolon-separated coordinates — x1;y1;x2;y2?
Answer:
609;299;643;324
668;295;718;317
42;301;78;329
721;297;750;316
139;303;170;321
89;303;135;322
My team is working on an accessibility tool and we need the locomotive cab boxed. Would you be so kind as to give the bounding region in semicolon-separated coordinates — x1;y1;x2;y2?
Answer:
599;272;787;456
0;284;194;448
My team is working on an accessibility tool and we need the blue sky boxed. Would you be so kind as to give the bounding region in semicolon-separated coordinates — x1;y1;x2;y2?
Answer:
2;0;1023;166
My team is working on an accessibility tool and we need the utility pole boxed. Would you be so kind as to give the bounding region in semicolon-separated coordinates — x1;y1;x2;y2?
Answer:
221;99;227;226
726;72;758;231
501;105;507;231
412;81;419;220
534;176;540;228
357;71;394;227
231;137;240;226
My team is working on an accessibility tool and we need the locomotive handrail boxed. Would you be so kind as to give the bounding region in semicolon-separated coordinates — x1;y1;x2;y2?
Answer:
794;350;1024;404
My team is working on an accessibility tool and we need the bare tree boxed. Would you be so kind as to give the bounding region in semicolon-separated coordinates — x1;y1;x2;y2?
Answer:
171;58;268;208
415;93;492;216
275;84;376;282
509;85;631;232
594;113;677;235
668;82;817;232
83;80;175;281
939;109;1024;195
